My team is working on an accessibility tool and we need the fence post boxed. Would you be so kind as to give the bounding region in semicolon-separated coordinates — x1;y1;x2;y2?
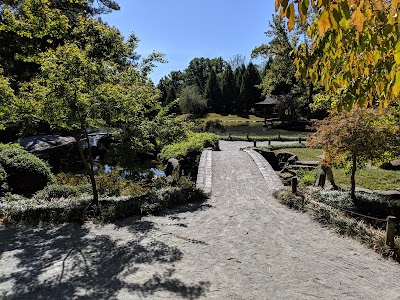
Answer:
247;133;249;141
291;177;298;194
386;216;397;248
268;140;271;146
253;140;257;147
299;137;302;144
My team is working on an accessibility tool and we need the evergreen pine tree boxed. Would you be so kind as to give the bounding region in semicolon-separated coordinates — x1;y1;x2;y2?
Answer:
165;85;177;105
204;68;222;113
234;64;246;113
221;65;235;113
246;62;262;109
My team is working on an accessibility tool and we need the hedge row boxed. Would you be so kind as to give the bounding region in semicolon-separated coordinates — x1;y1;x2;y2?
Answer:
0;185;208;224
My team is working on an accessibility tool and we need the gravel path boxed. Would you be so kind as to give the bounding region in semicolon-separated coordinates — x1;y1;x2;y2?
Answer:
1;141;400;299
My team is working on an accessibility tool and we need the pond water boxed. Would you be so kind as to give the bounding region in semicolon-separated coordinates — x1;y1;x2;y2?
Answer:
93;163;165;177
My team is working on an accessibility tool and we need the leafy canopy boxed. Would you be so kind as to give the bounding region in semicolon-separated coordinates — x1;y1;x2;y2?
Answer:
307;108;400;165
276;0;400;110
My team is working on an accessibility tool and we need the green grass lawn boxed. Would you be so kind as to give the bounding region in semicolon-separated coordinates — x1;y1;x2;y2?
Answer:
220;123;309;139
333;168;400;191
274;147;323;161
272;147;400;191
203;113;264;122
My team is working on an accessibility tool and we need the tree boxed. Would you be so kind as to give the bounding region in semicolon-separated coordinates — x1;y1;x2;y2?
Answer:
228;54;246;71
234;64;246;113
184;58;211;94
220;65;236;113
178;85;208;117
0;0;121;85
204;68;222;112
275;0;400;111
158;71;183;106
307;108;400;200
252;14;311;119
17;42;160;204
0;70;15;130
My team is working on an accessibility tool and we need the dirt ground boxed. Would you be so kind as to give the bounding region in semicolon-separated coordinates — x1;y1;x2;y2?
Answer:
1;141;400;299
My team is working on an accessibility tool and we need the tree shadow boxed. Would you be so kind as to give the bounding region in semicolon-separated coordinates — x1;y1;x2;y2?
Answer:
0;220;210;299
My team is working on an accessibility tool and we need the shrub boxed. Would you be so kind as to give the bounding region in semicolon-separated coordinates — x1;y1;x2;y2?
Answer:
1;185;208;224
203;119;226;133
0;165;8;195
313;189;400;220
160;131;219;160
0;145;54;196
297;169;318;186
273;189;306;211
34;184;92;201
55;172;89;186
96;168;148;197
178;85;208;117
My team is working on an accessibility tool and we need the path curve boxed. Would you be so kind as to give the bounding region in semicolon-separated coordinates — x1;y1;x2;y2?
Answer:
1;140;400;299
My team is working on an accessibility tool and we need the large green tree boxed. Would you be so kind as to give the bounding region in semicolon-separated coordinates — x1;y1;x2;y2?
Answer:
16;42;160;204
1;0;166;204
252;15;311;119
0;0;122;85
204;68;222;112
220;65;236;113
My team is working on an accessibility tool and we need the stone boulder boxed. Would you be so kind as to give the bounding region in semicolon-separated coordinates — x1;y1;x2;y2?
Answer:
380;159;400;171
276;152;298;165
254;149;279;170
20;135;76;154
20;135;79;172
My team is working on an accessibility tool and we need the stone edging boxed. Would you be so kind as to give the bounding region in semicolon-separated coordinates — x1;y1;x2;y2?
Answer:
242;148;284;191
196;148;212;194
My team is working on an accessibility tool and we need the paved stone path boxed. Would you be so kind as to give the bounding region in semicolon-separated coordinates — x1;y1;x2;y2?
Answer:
1;141;400;299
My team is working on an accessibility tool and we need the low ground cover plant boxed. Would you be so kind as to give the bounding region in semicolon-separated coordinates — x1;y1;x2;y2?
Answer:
0;176;208;224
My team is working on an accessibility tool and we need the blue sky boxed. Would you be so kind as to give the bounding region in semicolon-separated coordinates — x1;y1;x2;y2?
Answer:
101;0;276;84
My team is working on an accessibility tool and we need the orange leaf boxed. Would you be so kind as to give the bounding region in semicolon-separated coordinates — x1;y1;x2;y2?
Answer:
351;9;365;32
287;3;295;30
280;6;286;19
275;0;284;12
318;9;331;35
375;0;383;10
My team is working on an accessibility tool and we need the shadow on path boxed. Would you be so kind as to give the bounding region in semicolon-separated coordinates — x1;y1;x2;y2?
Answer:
0;217;210;299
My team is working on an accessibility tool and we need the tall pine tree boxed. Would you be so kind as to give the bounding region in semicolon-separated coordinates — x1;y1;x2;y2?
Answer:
204;68;222;113
220;65;235;113
234;64;246;113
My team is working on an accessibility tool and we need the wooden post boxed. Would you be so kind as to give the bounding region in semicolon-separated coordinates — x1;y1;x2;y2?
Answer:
247;133;249;140
268;140;271;146
386;216;397;248
253;140;257;147
278;132;281;140
299;137;302;144
291;177;298;194
229;133;232;140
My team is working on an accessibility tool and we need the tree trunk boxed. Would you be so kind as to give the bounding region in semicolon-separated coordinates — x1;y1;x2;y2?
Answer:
350;152;357;201
307;82;313;120
74;132;99;205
